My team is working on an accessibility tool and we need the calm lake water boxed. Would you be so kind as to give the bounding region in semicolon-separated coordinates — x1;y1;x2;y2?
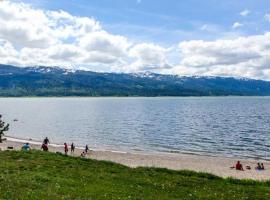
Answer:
0;97;270;160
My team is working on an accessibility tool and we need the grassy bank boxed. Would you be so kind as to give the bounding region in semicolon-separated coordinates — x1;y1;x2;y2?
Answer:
0;150;269;199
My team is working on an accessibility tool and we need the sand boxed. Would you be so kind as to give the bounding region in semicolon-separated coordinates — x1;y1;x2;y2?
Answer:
1;136;269;181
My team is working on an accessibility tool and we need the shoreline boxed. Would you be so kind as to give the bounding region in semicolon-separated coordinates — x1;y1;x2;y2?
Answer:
1;136;270;180
5;135;269;162
1;96;270;99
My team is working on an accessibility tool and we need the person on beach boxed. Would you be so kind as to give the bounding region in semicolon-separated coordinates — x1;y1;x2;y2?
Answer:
261;163;265;170
41;143;48;151
43;137;50;145
236;161;244;171
71;143;75;154
231;161;244;171
41;137;50;151
21;143;31;151
255;163;265;170
81;151;86;157
256;163;262;170
64;143;68;155
85;145;89;153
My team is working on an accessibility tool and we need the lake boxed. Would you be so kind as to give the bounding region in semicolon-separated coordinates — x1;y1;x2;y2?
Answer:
1;97;270;160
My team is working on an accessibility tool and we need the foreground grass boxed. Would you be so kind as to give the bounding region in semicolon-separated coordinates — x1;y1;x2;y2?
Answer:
0;151;270;199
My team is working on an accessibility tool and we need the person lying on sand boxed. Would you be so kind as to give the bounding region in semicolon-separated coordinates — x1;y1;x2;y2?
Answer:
230;161;244;171
21;143;31;151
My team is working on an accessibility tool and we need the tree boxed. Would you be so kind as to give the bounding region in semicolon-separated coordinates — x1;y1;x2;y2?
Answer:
0;115;9;143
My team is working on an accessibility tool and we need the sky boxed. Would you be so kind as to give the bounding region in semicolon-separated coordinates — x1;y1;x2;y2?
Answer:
1;0;270;79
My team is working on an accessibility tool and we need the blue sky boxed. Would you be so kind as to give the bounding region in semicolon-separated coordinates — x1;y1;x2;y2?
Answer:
19;0;270;44
2;0;270;79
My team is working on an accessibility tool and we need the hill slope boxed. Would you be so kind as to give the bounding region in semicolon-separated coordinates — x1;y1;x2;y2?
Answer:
0;150;269;199
1;64;270;96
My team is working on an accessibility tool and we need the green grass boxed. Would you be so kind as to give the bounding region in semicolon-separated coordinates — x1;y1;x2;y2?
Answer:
0;150;270;199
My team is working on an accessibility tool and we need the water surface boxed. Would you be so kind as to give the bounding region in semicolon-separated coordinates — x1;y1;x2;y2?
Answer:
0;97;270;160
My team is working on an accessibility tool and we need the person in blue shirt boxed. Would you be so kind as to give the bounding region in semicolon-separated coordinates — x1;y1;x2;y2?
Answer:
21;143;31;151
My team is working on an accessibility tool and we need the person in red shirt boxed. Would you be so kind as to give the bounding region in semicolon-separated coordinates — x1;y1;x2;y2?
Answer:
235;161;244;171
41;143;48;151
64;143;68;155
231;161;244;171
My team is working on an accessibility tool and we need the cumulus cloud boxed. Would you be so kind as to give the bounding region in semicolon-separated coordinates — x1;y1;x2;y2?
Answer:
1;1;270;80
0;1;130;67
0;40;20;65
128;43;170;71
79;31;130;58
0;1;169;71
172;33;270;79
0;2;101;49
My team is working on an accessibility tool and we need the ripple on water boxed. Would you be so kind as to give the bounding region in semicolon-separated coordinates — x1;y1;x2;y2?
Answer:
1;97;270;160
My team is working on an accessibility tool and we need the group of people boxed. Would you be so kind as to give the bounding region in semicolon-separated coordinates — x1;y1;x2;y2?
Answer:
21;137;90;158
231;161;265;171
41;137;90;157
64;142;89;157
256;163;265;170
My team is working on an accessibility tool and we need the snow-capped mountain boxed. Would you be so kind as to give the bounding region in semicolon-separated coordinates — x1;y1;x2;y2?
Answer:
0;64;270;96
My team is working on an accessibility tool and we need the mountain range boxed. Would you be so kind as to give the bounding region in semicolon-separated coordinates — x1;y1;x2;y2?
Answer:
0;64;270;96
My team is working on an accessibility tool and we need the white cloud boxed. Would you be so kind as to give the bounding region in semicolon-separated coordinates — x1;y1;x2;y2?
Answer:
128;43;170;72
0;1;100;49
171;33;270;79
0;40;20;65
1;1;270;80
232;22;243;29
79;31;130;58
0;1;125;67
240;9;250;17
0;1;168;72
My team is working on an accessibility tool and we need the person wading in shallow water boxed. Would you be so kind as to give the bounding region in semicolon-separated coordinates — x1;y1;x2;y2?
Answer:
71;143;75;155
85;145;89;153
43;137;50;145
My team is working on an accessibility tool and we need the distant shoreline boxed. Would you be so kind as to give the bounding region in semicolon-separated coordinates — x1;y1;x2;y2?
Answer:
1;135;270;180
1;95;270;98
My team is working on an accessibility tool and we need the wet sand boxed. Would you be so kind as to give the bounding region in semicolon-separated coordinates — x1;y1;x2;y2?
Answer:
0;136;269;180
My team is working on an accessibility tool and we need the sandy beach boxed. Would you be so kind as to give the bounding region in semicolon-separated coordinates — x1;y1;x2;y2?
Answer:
1;136;269;181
